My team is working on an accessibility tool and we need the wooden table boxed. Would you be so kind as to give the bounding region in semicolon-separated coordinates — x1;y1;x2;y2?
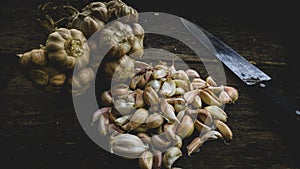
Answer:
1;1;300;168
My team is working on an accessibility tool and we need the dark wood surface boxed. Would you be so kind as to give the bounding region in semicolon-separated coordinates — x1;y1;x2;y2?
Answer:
1;1;300;169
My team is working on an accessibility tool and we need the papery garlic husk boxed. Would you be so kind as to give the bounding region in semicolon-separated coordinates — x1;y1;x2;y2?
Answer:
110;133;149;159
199;89;222;106
213;120;233;142
91;107;112;125
185;69;200;79
163;147;182;169
204;106;228;122
160;77;176;97
144;112;164;129
224;86;239;103
137;132;152;146
101;91;114;106
122;108;149;131
160;98;179;123
152;150;162;169
107;123;124;135
97;111;110;136
151;134;171;150
176;115;194;139
113;99;135;115
19;48;47;68
139;150;153;169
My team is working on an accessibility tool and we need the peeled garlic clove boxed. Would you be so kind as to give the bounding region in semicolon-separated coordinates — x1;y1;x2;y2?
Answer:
160;98;179;123
152;150;162;169
199;89;222;106
206;76;217;86
185;69;200;79
144;112;164;129
194;119;211;134
224;86;239;103
204;106;228;122
176;115;194;139
122;108;149;131
160;77;176;97
163;147;182;169
101;91;114;106
151;134;171;150
139;151;153;169
213;120;233;142
110;133;149;159
187;137;202;156
191;95;202;109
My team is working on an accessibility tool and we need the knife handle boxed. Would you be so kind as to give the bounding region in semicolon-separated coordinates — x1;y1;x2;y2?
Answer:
252;82;300;124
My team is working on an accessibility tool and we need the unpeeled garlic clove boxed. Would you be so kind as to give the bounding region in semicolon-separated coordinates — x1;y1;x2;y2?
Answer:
204;106;228;122
137;132;152;146
172;135;182;149
199;89;222;106
152;150;162;169
197;109;213;126
187;137;202;156
224;86;239;103
98;111;110;136
160;77;176;97
185;69;200;79
174;87;185;95
160;98;179;123
163;147;182;169
183;89;200;104
110;133;149;159
151;134;171;150
130;75;142;90
171;70;189;81
122;108;149;131
194;119;211;134
111;83;129;97
135;89;145;108
114;99;135;115
213;120;233;142
143;86;160;107
139;151;153;169
114;115;131;126
218;90;232;104
191;95;202;109
91;107;112;125
152;69;168;79
174;79;192;91
176;115;194;139
101;91;114;106
206;76;217;86
144;112;164;129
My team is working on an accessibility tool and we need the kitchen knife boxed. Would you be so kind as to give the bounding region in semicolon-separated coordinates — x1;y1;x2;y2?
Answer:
180;17;300;123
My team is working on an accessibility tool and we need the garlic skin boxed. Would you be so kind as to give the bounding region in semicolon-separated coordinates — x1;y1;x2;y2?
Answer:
46;28;90;70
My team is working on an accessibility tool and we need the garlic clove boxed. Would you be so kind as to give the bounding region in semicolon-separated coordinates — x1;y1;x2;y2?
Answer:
139;151;153;169
204;106;228;122
163;147;182;169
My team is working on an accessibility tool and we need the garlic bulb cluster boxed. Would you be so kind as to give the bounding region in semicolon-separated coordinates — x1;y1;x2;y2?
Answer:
92;61;239;169
20;0;144;96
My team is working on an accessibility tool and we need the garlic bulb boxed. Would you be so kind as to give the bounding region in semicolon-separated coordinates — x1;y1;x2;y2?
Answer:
46;28;90;70
82;1;109;23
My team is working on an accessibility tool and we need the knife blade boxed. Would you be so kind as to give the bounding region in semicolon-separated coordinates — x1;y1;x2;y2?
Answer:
180;17;300;122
